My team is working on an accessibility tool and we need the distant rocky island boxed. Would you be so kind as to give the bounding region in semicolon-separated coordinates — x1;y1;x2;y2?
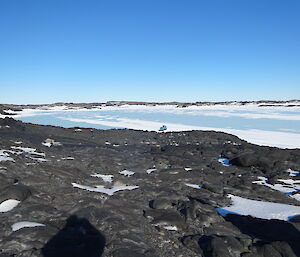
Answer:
1;99;300;115
0;116;300;256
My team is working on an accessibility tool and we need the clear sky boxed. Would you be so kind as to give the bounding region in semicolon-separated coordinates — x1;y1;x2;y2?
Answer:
0;0;299;104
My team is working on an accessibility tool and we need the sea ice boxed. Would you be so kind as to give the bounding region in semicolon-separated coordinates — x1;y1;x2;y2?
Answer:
59;116;300;149
5;103;300;148
29;157;48;162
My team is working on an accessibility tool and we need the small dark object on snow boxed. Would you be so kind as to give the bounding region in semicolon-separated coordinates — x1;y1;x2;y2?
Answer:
159;125;167;131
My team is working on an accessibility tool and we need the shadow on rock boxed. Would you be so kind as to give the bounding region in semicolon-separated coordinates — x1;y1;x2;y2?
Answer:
225;213;300;256
42;215;105;257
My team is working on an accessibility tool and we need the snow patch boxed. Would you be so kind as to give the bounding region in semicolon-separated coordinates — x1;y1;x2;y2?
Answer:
185;183;202;189
91;174;114;183
146;168;157;174
42;139;62;147
0;199;21;212
12;221;45;231
29;157;48;162
0;150;15;162
72;183;139;196
217;194;300;221
287;169;300;177
163;226;178;231
218;158;231;167
11;146;45;157
253;176;300;195
61;157;74;160
119;170;135;177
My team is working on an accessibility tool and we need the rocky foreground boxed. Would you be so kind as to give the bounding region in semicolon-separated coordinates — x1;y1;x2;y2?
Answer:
0;118;300;257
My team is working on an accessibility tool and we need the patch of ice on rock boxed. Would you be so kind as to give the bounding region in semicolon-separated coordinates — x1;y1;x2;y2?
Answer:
287;168;300;177
29;157;48;162
217;194;300;221
119;170;135;177
0;199;21;212
163;226;178;231
253;176;300;195
11;146;45;157
42;138;62;147
146;168;156;174
218;157;231;167
42;142;52;147
0;150;15;162
185;183;202;189
61;157;74;160
91;174;114;183
72;183;139;196
12;221;45;231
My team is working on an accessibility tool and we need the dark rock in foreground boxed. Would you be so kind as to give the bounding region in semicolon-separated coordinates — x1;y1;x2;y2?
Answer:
0;117;300;257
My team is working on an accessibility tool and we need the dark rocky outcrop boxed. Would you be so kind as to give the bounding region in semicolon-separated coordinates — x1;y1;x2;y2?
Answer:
0;118;300;256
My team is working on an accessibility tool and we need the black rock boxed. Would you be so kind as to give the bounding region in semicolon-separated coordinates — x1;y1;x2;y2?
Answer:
0;118;299;257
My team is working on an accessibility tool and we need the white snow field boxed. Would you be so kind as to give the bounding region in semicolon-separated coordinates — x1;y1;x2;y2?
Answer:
217;194;300;221
2;103;300;148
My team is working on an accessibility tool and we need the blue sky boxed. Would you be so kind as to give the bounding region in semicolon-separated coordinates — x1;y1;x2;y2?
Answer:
0;0;299;104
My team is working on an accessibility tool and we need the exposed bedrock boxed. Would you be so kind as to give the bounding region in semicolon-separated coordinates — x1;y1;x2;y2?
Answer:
0;118;300;257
